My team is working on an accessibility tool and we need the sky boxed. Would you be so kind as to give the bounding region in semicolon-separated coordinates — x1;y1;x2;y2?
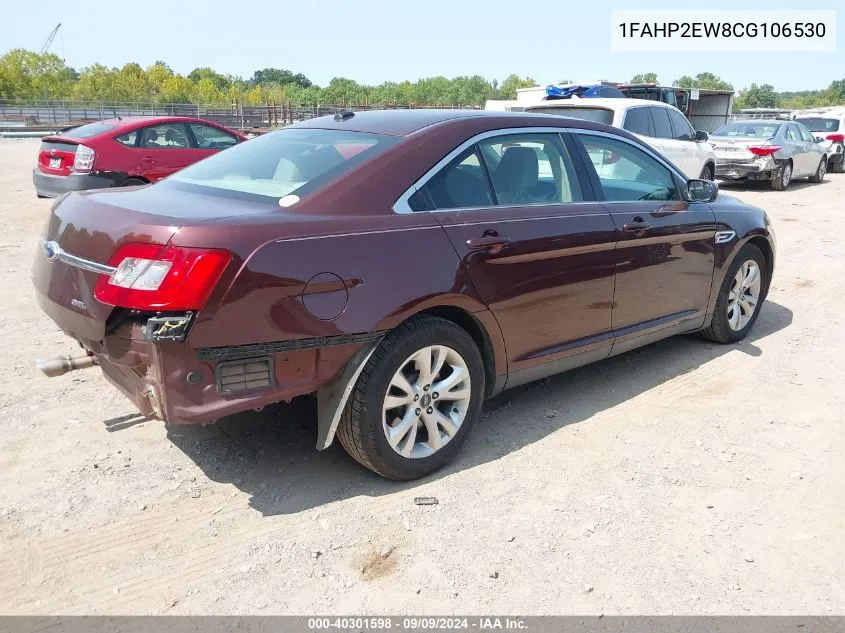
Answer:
1;0;841;92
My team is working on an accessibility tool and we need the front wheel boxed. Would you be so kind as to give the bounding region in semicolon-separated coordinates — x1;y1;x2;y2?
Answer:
809;158;827;183
699;163;714;181
701;243;768;344
336;316;485;480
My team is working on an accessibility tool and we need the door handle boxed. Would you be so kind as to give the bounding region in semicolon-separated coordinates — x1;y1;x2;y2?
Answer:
623;221;652;233
467;236;511;254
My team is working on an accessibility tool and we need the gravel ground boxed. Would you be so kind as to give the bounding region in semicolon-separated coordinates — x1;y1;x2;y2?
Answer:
0;138;843;615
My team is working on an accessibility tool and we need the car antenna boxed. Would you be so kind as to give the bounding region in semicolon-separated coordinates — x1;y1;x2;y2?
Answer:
112;109;122;121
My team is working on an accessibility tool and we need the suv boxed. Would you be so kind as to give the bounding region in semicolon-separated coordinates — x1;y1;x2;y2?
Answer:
793;111;845;173
525;98;716;179
33;116;246;198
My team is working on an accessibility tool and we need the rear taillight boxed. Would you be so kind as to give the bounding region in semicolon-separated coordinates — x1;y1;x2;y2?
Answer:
72;144;95;173
94;243;231;311
827;134;845;143
748;145;780;157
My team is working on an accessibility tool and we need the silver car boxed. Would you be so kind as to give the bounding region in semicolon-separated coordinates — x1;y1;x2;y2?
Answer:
710;119;828;190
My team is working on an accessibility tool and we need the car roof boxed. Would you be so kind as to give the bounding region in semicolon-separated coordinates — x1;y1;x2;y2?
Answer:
525;98;669;112
291;108;617;137
76;116;219;130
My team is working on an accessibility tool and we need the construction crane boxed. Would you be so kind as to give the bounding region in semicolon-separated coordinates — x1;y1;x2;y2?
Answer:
39;23;62;55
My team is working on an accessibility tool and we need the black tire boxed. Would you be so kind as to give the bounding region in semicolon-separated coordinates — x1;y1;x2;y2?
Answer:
36;194;49;199
701;243;768;344
808;157;827;183
699;163;714;180
771;161;791;191
336;316;485;480
121;177;147;187
830;158;845;174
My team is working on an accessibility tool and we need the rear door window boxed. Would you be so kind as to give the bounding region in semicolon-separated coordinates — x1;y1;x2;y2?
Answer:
478;133;581;205
649;107;674;139
622;108;653;136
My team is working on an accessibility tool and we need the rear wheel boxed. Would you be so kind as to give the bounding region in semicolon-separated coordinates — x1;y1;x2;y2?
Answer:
700;243;767;344
830;157;845;173
121;177;147;187
336;316;485;480
771;161;791;191
699;163;714;180
809;157;827;183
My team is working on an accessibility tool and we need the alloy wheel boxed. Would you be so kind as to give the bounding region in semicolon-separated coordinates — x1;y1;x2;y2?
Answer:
727;260;762;331
781;164;792;188
382;345;472;459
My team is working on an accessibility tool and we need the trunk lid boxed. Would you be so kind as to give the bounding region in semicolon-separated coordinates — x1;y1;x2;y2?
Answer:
32;184;278;343
709;135;773;162
37;137;80;176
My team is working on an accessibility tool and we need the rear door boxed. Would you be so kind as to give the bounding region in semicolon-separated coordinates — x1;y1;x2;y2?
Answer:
136;122;199;181
570;131;716;352
188;122;240;160
407;130;618;384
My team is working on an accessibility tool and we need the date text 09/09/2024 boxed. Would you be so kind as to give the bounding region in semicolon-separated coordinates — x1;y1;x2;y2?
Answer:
307;617;528;630
617;21;826;38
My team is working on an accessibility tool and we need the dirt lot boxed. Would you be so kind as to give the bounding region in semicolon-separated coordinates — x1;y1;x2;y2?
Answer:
0;137;843;615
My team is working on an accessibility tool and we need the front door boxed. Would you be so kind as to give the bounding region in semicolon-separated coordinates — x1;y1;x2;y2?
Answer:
136;123;199;181
410;131;618;386
571;131;717;353
187;122;240;160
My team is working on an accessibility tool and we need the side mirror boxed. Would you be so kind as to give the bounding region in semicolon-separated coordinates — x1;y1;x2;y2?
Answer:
814;135;825;143
695;130;709;142
687;178;718;203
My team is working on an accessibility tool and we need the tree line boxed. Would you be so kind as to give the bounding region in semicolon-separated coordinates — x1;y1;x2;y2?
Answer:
0;50;536;107
2;50;843;111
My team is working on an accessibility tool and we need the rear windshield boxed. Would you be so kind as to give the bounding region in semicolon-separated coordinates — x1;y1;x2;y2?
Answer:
713;122;781;138
167;128;399;202
795;117;840;132
63;122;117;139
527;107;613;125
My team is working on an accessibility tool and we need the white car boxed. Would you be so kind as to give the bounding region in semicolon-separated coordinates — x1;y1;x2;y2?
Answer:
793;109;845;173
524;98;716;180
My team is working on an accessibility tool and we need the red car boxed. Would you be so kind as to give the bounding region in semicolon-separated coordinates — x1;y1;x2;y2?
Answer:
33;116;246;198
33;110;776;480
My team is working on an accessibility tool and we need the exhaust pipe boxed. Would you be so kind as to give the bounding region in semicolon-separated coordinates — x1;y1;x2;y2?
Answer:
35;353;97;378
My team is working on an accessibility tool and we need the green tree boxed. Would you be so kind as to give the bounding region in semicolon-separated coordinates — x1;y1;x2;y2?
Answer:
159;75;194;103
734;83;778;109
0;49;76;100
187;67;229;92
193;78;226;104
631;72;658;84
674;72;733;91
251;68;312;88
498;74;536;100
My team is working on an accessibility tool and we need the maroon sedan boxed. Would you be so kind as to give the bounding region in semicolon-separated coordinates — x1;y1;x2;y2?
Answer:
33;116;246;198
32;109;776;480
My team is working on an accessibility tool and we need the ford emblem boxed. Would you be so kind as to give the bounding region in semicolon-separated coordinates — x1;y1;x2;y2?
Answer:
42;240;61;262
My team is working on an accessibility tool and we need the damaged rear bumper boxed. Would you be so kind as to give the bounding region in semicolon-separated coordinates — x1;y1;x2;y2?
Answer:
715;156;779;181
